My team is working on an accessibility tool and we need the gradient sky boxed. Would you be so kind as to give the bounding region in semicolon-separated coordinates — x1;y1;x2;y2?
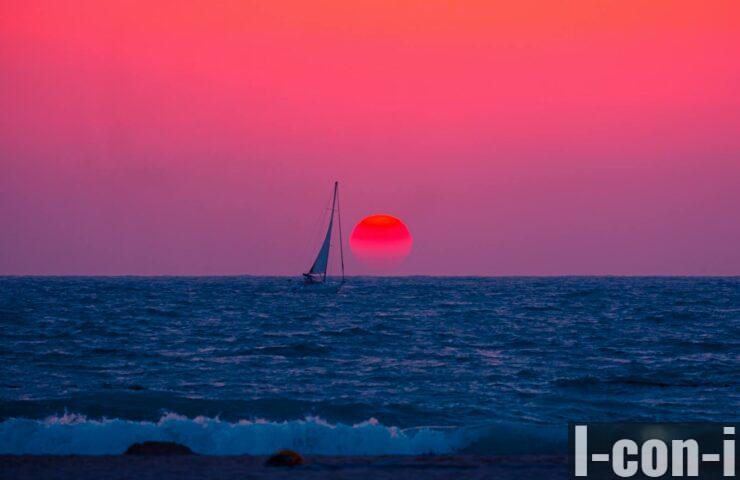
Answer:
1;1;739;275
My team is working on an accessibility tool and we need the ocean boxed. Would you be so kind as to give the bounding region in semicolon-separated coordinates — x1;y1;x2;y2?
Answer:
1;277;738;456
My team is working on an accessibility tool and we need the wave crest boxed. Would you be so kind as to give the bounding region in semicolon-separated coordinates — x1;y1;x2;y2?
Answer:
0;413;466;455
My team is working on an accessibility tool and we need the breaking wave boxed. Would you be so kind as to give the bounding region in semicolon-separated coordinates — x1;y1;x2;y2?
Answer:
0;413;564;455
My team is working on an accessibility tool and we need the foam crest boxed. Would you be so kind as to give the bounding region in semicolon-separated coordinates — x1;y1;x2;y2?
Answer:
0;413;466;455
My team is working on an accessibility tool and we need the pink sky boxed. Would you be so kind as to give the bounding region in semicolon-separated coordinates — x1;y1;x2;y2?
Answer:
1;1;739;275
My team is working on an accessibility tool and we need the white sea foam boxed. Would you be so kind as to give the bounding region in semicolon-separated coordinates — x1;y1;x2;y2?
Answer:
0;413;468;455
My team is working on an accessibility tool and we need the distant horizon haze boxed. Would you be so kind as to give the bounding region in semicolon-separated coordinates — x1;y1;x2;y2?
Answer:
1;1;739;276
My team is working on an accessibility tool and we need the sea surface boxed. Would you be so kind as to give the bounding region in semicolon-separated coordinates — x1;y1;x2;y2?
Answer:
0;277;738;455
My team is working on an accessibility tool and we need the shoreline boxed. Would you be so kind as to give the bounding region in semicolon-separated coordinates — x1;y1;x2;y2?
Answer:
0;454;568;479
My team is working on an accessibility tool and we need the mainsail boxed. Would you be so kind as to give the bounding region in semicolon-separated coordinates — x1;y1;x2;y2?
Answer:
304;181;343;283
308;199;335;277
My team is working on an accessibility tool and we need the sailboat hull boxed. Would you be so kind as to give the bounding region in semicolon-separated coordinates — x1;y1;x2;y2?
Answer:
302;273;324;284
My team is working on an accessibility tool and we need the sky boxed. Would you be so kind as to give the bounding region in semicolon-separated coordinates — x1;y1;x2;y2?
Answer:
1;0;739;275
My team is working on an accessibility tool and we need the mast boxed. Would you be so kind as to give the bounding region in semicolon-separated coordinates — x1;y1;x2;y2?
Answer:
336;182;345;282
324;181;338;282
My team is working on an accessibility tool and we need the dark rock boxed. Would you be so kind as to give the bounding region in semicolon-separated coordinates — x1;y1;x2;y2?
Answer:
265;449;304;467
124;441;193;455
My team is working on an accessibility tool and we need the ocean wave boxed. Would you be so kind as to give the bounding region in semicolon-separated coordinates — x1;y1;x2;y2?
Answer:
0;413;463;455
0;413;564;456
552;374;733;389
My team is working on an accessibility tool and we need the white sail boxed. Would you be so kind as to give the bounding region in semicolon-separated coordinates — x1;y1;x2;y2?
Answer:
308;211;334;276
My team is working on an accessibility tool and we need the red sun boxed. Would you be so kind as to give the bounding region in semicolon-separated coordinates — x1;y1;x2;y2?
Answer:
350;214;413;268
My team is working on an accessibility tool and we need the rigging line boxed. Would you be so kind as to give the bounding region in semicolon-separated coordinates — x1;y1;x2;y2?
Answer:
325;181;338;281
336;182;345;281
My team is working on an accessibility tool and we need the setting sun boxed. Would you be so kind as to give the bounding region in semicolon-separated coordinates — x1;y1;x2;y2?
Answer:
350;214;413;268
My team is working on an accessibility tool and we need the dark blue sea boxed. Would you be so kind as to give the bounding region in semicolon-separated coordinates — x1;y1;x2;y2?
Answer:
1;277;738;455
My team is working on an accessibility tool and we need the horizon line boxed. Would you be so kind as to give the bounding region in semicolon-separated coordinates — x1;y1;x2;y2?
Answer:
1;274;738;279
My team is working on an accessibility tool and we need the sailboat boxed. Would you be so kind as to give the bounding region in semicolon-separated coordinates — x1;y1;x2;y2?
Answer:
303;181;345;284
